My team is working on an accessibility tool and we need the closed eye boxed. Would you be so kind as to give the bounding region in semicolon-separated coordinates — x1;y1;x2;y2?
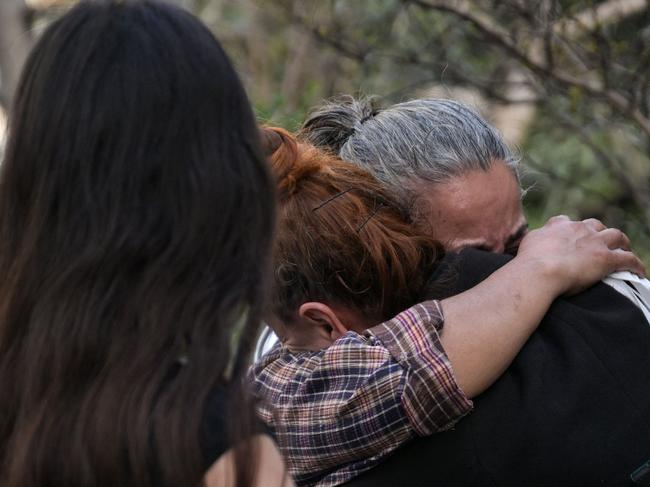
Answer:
504;224;529;255
471;245;492;252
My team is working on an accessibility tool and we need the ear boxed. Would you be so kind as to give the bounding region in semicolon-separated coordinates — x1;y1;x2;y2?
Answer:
298;302;349;342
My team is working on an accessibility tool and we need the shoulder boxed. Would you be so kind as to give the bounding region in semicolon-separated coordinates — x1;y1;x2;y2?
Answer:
250;334;395;384
203;434;295;487
200;384;269;471
200;384;231;469
249;335;396;403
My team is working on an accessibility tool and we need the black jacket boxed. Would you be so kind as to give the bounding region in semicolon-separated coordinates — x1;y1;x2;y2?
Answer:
344;249;650;487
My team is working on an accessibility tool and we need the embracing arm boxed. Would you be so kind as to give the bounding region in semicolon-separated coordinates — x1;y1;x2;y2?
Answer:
439;216;646;398
249;303;472;484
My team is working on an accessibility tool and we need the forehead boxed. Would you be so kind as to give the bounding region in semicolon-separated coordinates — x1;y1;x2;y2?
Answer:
415;161;524;247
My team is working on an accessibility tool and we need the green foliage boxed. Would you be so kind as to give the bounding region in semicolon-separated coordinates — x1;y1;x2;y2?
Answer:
523;108;650;265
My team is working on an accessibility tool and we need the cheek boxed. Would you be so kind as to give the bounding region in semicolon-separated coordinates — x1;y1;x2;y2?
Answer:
506;185;525;217
512;200;525;221
499;192;525;229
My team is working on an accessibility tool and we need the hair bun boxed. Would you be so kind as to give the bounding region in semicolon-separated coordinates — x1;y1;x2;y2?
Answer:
262;127;321;198
259;127;283;156
298;95;380;154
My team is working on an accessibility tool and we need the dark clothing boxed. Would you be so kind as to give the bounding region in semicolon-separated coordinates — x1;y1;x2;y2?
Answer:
344;249;650;487
200;384;270;471
200;384;232;470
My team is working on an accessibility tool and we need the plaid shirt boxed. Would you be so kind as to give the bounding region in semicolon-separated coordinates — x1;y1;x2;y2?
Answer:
249;300;473;487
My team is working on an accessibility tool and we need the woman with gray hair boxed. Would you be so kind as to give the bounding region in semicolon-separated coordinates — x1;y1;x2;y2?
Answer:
299;96;527;254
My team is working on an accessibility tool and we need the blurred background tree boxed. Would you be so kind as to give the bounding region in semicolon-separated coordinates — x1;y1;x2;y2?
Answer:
1;0;649;261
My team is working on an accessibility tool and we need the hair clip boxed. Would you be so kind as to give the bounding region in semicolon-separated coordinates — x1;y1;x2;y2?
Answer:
356;203;384;233
312;188;353;211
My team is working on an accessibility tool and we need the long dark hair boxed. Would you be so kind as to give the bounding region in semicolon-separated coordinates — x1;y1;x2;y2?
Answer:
0;1;274;486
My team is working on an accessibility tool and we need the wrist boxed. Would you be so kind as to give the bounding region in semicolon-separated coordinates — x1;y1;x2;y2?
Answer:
509;253;567;297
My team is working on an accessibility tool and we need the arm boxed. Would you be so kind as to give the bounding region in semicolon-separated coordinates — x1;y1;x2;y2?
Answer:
439;216;646;398
250;302;471;484
203;434;295;487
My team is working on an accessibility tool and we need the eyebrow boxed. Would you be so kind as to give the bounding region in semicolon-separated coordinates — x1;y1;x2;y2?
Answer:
451;222;530;252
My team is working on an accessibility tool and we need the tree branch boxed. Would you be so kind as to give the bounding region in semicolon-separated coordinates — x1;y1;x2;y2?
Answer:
547;104;650;231
405;0;650;139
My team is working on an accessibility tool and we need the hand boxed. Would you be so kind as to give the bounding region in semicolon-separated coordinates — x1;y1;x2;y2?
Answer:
515;215;646;296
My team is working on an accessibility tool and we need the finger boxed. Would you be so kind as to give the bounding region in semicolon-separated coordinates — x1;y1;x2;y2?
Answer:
582;218;606;232
597;228;631;251
547;215;570;224
606;249;646;277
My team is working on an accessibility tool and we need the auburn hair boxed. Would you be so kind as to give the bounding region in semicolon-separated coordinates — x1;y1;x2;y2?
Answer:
264;127;443;325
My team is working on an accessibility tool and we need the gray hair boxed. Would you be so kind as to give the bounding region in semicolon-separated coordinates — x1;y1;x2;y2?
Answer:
299;95;521;201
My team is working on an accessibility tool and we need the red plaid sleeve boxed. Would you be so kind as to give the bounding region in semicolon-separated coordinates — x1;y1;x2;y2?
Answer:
367;300;473;435
250;300;472;487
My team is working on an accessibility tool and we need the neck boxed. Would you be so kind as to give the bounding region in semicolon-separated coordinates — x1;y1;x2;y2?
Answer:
282;328;334;352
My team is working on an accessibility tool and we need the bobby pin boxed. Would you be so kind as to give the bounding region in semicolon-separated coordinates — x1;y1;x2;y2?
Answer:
312;188;353;211
356;203;384;233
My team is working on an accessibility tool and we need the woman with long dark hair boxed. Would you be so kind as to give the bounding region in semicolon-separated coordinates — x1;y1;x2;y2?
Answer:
0;1;290;486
